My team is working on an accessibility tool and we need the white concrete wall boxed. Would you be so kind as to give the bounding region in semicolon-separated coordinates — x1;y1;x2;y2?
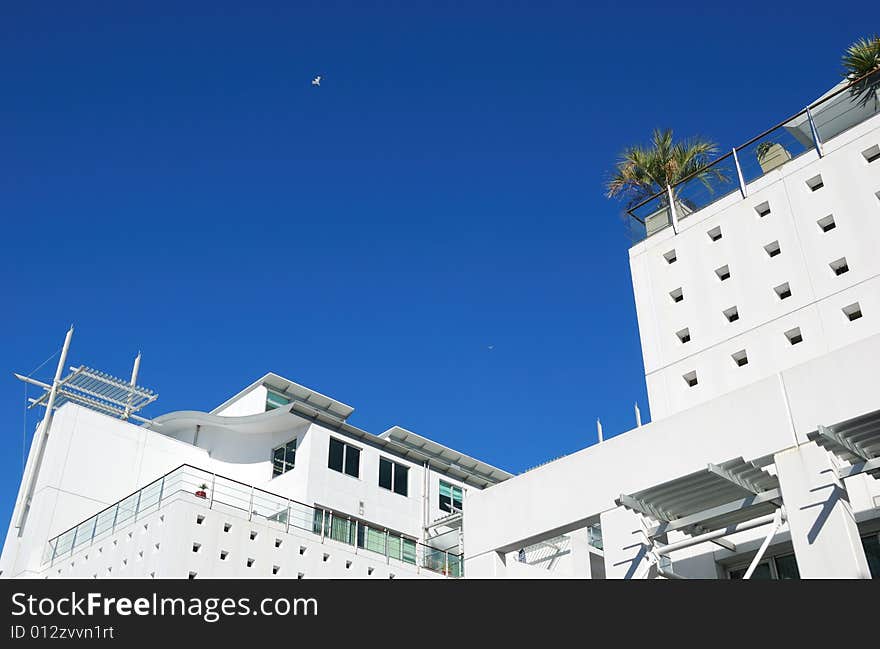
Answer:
36;495;438;580
630;112;880;420
214;384;268;417
465;332;880;578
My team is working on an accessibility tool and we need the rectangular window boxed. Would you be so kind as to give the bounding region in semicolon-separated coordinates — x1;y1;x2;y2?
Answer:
266;390;291;411
379;457;409;496
328;438;360;478
439;480;463;513
271;439;297;477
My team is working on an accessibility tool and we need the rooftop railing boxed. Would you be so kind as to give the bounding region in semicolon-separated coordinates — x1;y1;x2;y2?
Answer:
626;68;880;244
43;463;464;577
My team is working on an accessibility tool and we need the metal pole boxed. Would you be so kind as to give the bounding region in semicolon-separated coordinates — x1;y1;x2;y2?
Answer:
13;325;74;531
444;551;449;576
285;498;291;534
248;485;254;521
634;402;642;428
666;185;679;233
208;473;216;509
805;106;824;157
157;476;165;509
385;529;389;564
354;520;359;554
321;509;327;542
123;351;141;420
744;509;785;579
732;147;748;198
596;418;603;443
133;489;142;522
654;512;780;555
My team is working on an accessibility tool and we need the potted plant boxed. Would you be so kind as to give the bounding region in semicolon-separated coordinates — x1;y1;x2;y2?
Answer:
195;483;208;499
756;140;791;174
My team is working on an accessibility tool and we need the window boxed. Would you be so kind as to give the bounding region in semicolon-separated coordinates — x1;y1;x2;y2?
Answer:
862;533;880;578
754;201;771;218
728;553;800;580
328;438;360;478
774;282;792;300
670;287;683;303
707;226;722;242
379;457;409;496
764;240;781;258
682;371;698;387
830;257;849;276
676;327;691;344
843;302;863;322
663;249;677;264
817;214;836;232
272;439;297;477
863;144;880;163
439;481;463;513
723;306;740;323
266;390;291;411
806;174;824;191
715;265;731;281
732;349;749;367
785;327;803;346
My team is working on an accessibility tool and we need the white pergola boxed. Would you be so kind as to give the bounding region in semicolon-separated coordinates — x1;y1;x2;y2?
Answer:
616;456;786;579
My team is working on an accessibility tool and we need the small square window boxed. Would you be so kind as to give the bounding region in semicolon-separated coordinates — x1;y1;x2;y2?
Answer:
723;306;739;322
676;327;691;344
272;565;280;575
764;241;781;258
246;558;255;568
663;249;677;264
220;550;228;560
862;144;880;163
670;288;684;303
683;371;698;387
715;265;731;281
192;543;201;553
806;174;824;191
732;350;749;367
755;201;771;217
785;327;803;345
842;302;862;321
817;214;836;232
250;531;258;541
830;257;849;276
274;538;283;548
224;523;231;533
707;226;722;242
774;282;792;300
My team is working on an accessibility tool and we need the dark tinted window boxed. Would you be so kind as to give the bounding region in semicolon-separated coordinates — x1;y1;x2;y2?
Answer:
379;458;393;490
328;438;344;473
344;444;360;478
394;464;408;496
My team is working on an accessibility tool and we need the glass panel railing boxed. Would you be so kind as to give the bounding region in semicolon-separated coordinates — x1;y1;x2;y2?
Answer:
812;70;880;142
672;153;740;216
45;465;464;576
625;69;880;245
736;116;814;185
629;194;672;243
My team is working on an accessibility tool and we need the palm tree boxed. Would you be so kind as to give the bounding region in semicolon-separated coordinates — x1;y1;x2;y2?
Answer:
605;128;725;209
842;35;880;107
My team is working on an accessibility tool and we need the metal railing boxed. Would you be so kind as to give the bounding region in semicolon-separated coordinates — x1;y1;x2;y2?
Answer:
43;463;464;577
626;68;880;244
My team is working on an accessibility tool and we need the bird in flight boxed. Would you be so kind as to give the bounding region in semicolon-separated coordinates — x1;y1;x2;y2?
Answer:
311;76;322;87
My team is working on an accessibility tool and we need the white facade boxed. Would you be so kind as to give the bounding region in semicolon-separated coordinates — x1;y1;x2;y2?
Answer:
0;374;510;579
630;108;880;420
2;75;880;581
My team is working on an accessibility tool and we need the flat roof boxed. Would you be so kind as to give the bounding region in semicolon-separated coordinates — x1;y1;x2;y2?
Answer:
211;372;355;421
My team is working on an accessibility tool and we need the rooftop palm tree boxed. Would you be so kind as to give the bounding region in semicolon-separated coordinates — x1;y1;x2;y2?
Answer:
842;35;880;107
605;128;725;209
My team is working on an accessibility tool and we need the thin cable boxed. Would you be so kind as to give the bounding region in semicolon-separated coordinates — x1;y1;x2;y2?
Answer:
21;347;62;471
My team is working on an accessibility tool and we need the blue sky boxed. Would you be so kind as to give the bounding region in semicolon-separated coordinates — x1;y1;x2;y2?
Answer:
0;1;872;537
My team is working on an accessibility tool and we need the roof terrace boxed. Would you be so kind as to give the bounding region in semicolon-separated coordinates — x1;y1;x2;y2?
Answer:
626;69;880;244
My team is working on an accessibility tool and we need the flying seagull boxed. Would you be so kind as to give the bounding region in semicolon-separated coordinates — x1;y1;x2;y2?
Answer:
311;75;322;87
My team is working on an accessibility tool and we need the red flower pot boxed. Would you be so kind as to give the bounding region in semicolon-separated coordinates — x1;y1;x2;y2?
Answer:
195;490;207;499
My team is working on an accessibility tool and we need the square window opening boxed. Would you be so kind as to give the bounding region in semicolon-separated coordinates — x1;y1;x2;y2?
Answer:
806;174;824;191
785;327;803;345
723;306;740;323
715;265;731;281
830;257;849;276
707;226;722;242
755;201;771;217
732;350;749;367
663;249;677;264
817;214;836;232
676;328;691;344
862;144;880;163
683;371;699;388
764;241;781;258
843;302;863;321
670;287;683;303
774;283;792;300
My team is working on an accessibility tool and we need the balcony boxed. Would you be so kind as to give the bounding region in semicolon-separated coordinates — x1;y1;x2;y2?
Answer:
627;69;880;243
43;463;464;577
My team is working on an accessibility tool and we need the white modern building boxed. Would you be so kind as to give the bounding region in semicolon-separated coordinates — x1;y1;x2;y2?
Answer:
2;70;879;580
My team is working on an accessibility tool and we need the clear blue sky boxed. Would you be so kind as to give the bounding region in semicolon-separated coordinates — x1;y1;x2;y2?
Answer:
0;2;872;538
